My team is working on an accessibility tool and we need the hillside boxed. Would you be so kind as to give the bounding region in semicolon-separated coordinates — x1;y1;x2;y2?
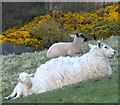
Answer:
1;35;119;103
1;4;119;51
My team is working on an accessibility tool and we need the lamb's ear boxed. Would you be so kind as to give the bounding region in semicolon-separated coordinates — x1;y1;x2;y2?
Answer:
70;34;75;38
97;40;102;48
29;73;34;77
88;44;94;49
76;33;79;37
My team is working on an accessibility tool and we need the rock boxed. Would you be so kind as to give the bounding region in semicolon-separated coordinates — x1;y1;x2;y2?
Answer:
0;42;35;55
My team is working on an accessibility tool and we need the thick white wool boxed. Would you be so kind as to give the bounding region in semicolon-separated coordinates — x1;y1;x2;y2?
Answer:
33;41;115;94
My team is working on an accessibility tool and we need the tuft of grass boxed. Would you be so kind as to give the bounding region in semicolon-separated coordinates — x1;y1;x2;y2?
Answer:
0;35;119;103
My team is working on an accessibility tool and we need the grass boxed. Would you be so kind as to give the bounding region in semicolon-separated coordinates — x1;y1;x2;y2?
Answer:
0;35;119;103
3;74;118;103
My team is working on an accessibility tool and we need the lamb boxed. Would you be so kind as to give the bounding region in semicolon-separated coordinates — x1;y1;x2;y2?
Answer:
47;33;88;58
33;41;116;94
4;72;34;100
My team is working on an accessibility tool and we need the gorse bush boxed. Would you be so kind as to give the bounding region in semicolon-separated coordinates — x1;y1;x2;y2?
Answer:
90;19;119;40
1;4;119;50
30;19;68;48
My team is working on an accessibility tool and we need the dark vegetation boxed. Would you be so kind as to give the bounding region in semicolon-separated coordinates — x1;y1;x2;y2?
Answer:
2;2;116;31
2;2;46;31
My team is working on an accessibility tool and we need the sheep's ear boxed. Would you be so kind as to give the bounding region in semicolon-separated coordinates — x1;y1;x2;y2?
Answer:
88;44;94;49
76;33;79;37
97;40;102;48
70;34;75;38
29;73;34;77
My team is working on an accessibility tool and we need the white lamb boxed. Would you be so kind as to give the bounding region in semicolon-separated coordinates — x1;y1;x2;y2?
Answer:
4;72;34;100
33;41;116;94
47;33;88;58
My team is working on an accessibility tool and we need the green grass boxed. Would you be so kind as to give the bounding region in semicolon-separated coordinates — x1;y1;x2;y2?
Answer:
3;74;118;103
0;35;119;103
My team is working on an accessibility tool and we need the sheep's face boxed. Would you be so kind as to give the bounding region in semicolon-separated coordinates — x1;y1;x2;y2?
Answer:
18;72;33;84
97;41;116;58
89;41;116;58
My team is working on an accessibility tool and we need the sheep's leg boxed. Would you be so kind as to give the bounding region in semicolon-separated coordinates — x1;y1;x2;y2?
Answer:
4;90;17;100
12;92;21;100
67;51;74;56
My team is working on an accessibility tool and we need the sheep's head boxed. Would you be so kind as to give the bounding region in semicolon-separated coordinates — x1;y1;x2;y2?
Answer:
70;33;88;43
76;33;88;42
18;72;34;84
89;41;116;58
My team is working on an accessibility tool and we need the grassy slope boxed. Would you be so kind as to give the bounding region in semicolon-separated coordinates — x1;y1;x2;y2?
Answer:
1;36;119;103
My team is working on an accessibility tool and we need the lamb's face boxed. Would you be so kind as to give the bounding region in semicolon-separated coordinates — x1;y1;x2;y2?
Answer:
18;72;31;84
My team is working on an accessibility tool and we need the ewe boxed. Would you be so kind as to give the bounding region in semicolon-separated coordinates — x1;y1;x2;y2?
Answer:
33;41;116;94
4;72;34;100
47;33;87;58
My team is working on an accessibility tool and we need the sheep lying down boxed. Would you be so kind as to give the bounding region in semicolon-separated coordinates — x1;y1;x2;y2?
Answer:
47;33;88;58
4;72;34;100
4;41;116;100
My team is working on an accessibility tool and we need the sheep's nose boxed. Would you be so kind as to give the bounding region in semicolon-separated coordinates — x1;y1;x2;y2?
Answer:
18;78;21;82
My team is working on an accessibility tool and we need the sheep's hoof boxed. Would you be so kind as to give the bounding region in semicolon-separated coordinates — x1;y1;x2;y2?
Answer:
4;97;10;100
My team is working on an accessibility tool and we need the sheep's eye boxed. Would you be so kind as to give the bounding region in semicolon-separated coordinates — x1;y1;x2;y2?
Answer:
104;46;108;49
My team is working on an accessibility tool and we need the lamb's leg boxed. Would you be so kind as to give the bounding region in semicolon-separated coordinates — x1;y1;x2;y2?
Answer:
67;51;74;56
4;90;17;100
12;92;21;100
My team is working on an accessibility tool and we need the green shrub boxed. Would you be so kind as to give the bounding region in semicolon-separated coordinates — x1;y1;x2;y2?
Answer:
91;20;119;40
30;19;69;49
